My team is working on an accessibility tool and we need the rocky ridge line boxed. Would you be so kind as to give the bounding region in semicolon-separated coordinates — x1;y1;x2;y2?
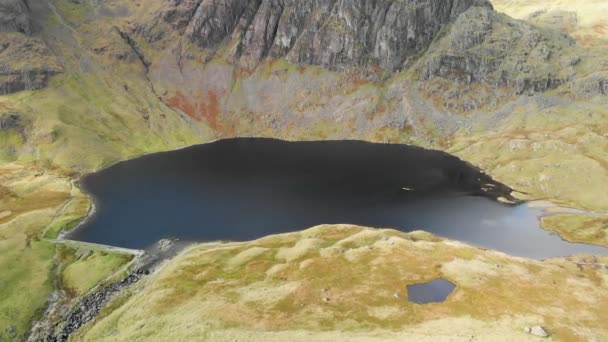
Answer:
149;0;493;72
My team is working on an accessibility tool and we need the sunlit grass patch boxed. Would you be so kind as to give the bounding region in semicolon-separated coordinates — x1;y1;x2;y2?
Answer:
542;214;608;246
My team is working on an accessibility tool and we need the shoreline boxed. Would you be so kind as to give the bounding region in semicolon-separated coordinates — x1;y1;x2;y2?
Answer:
56;138;608;258
58;198;96;241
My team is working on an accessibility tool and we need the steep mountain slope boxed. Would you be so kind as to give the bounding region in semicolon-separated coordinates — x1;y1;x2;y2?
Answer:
0;0;212;169
25;0;604;211
146;0;492;72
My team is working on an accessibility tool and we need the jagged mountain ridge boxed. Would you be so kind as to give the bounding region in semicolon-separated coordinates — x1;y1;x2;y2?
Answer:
147;0;492;72
0;0;592;100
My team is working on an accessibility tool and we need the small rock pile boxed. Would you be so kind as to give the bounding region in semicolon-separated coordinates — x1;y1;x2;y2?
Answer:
47;269;149;342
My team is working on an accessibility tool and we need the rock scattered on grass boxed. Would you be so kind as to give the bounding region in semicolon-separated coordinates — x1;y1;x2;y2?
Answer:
524;326;548;337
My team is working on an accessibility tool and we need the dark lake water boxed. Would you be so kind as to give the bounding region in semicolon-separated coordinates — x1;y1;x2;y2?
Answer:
68;138;607;259
407;279;456;304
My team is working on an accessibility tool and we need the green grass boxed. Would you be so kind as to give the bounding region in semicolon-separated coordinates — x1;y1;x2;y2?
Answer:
44;188;91;239
0;211;57;341
75;225;608;341
61;250;133;296
4;70;211;171
0;129;24;162
0;240;55;341
43;214;84;239
0;165;133;340
53;0;92;26
0;130;23;147
542;214;608;246
449;100;608;212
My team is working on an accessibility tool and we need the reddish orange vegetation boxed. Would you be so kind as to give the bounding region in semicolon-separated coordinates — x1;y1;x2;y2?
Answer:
352;78;369;86
574;34;595;47
166;92;197;119
166;90;231;134
593;23;607;35
296;65;307;74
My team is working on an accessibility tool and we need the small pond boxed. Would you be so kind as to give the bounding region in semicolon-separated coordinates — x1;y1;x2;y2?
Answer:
407;279;457;304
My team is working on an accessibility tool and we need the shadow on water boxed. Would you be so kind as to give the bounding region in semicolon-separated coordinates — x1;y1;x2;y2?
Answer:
66;138;607;259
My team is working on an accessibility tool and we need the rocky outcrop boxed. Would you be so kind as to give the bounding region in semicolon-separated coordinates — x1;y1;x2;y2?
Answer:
128;0;586;121
42;270;149;342
0;113;23;132
569;71;608;97
0;33;62;95
418;7;579;96
28;239;188;342
0;0;31;34
0;1;63;95
155;0;492;72
0;64;60;95
411;6;583;111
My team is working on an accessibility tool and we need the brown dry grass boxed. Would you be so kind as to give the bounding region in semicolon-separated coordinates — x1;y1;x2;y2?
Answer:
76;225;608;341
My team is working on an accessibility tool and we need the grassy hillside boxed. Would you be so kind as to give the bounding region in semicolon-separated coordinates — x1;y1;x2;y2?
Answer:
75;225;608;341
0;163;133;341
542;214;608;246
449;99;608;212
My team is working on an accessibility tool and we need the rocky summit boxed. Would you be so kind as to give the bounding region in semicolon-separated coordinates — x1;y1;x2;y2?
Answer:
153;0;492;72
1;0;608;341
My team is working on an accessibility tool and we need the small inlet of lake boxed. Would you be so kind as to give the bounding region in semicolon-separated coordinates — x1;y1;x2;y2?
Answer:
67;138;606;259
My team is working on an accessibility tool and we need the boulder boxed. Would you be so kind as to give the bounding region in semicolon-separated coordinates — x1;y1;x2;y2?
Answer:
524;326;549;338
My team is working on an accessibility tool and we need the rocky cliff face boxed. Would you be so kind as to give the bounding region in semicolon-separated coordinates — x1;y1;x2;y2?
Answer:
415;6;581;110
0;0;31;34
127;0;592;116
0;1;61;95
0;34;62;95
0;0;604;164
154;0;492;72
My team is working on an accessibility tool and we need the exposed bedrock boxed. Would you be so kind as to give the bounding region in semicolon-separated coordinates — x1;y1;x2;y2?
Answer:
0;1;62;95
128;0;588;124
0;33;62;95
155;0;493;72
418;7;579;95
0;0;31;34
